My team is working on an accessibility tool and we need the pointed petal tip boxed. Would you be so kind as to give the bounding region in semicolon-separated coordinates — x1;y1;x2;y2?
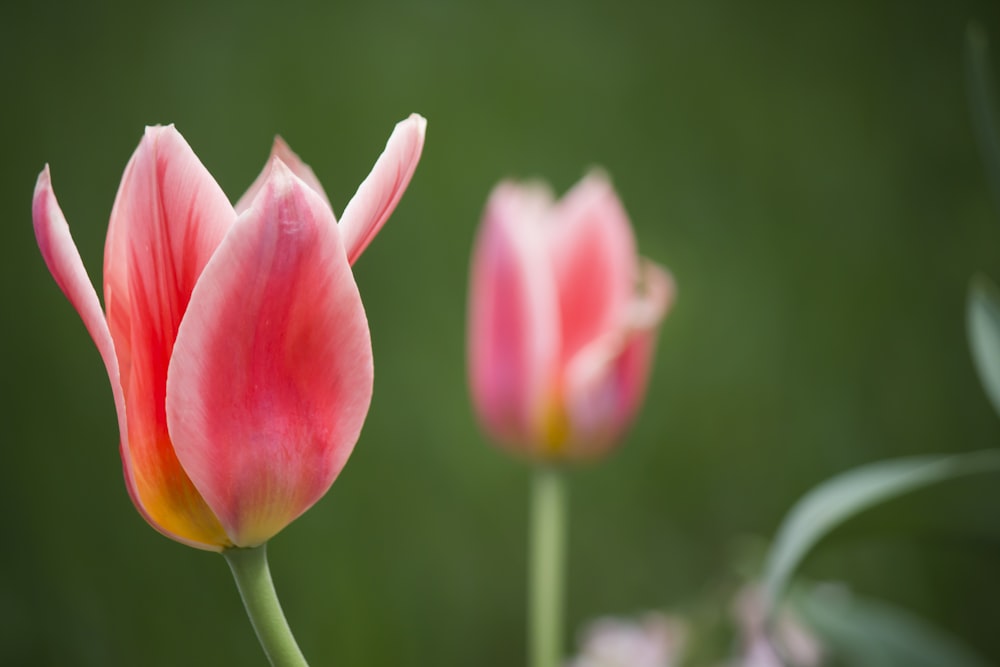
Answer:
568;168;624;209
263;154;319;201
34;164;52;198
403;113;428;135
268;135;294;162
142;124;176;139
339;114;427;264
581;166;612;186
236;136;332;215
638;260;676;326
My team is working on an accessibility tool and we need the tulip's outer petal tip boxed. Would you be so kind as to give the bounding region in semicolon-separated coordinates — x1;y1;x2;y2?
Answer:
339;114;427;264
581;166;612;187
236;135;331;215
33;166;51;217
142;124;173;141
405;112;428;136
638;260;677;325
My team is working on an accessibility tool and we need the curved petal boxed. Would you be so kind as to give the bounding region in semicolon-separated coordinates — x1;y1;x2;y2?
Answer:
338;113;426;265
167;158;374;547
34;169;136;531
547;171;638;364
105;125;235;549
468;182;560;452
235;136;332;215
33;166;127;467
563;261;675;457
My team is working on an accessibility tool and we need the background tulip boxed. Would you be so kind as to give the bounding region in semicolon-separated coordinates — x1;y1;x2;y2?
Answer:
467;171;672;667
468;172;674;461
33;115;426;550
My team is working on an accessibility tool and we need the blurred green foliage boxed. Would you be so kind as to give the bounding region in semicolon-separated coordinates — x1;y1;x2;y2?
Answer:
2;0;1000;665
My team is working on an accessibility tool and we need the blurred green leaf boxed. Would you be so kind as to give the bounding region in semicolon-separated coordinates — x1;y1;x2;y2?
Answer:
966;23;1000;215
968;276;1000;417
795;585;992;667
761;450;1000;617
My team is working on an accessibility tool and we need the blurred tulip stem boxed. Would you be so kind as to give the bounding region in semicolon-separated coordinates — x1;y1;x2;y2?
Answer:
529;465;568;667
224;544;309;667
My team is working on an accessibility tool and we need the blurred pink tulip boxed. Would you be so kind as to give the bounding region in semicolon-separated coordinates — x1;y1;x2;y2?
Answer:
33;115;426;550
468;172;674;460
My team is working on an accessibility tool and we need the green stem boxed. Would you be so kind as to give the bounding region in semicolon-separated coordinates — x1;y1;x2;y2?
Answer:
223;544;309;667
529;466;567;667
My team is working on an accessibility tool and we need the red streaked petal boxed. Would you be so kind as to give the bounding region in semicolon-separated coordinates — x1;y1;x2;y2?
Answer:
167;158;374;547
547;171;638;364
468;181;560;451
106;125;235;549
564;261;675;457
235;136;332;215
33;165;226;550
339;114;426;265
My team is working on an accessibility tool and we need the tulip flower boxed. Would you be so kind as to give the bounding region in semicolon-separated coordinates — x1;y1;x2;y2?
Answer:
467;171;672;667
33;115;425;666
468;171;674;461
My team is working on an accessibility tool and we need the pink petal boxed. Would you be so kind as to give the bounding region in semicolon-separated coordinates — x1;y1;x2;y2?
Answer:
33;166;224;550
468;182;560;451
33;166;128;461
104;125;235;549
339;113;426;265
167;158;374;547
563;261;675;457
234;136;332;215
547;171;638;364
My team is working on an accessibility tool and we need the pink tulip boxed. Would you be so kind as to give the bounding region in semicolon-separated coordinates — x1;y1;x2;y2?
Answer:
33;115;426;550
468;172;674;460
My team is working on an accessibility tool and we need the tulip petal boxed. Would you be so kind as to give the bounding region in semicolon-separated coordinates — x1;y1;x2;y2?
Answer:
564;261;675;457
338;114;426;265
167;159;374;547
234;136;332;215
468;182;561;450
547;172;638;364
33;166;128;471
105;125;235;549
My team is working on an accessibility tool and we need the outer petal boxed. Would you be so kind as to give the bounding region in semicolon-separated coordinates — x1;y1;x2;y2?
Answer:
338;113;426;264
563;261;675;457
547;171;638;364
234;136;332;215
105;125;235;549
33;166;128;475
468;182;561;451
167;158;374;547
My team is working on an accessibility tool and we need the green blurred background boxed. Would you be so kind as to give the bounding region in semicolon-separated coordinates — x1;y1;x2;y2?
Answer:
3;0;1000;665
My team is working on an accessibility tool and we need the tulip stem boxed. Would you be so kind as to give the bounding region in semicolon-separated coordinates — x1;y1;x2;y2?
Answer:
224;544;309;667
529;466;567;667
